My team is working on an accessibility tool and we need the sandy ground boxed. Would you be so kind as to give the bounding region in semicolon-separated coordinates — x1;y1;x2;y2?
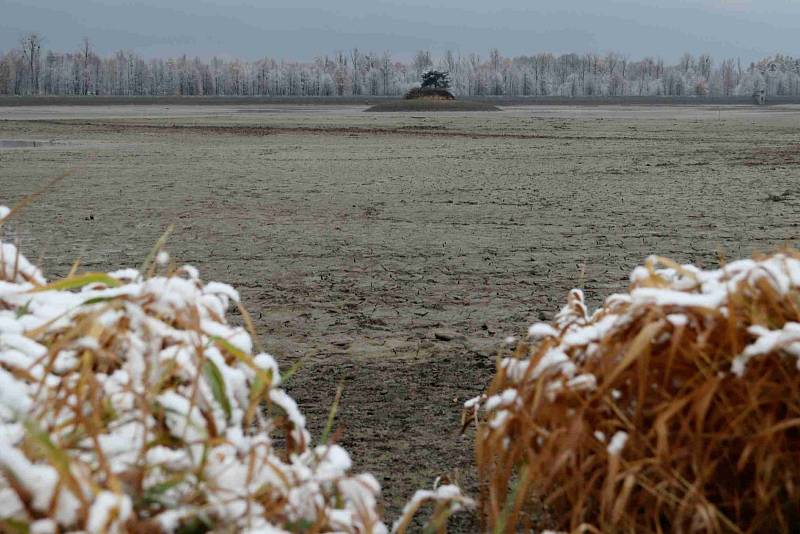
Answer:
1;104;799;528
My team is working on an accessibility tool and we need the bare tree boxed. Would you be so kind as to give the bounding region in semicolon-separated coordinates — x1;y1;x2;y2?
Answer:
721;58;737;96
412;50;432;76
379;51;392;95
698;54;713;79
489;48;502;72
80;36;92;94
443;49;456;74
350;48;362;95
20;32;43;94
489;48;503;95
606;52;619;77
1;43;796;98
680;53;693;74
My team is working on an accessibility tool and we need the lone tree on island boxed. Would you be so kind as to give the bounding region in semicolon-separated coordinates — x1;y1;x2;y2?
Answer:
404;69;456;100
421;69;450;89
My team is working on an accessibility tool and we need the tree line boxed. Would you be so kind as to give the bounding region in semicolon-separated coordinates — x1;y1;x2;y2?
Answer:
2;33;799;98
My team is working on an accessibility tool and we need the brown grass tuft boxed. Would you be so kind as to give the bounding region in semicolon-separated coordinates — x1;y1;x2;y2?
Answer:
468;251;800;533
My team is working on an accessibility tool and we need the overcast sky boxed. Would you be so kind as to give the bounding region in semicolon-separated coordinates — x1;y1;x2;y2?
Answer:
1;0;797;62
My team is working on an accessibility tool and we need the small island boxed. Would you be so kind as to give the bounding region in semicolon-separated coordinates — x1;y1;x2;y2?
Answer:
366;69;499;112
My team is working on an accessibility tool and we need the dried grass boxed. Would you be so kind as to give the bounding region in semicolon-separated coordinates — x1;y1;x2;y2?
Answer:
467;252;800;533
0;206;471;533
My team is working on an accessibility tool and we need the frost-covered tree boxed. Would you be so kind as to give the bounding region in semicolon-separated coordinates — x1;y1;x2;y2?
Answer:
2;37;799;98
412;50;432;76
19;32;42;94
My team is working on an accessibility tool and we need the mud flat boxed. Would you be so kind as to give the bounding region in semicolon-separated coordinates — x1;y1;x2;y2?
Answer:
1;104;799;527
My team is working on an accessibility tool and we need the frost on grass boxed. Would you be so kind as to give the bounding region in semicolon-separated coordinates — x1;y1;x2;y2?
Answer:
0;213;471;533
467;253;800;532
391;482;474;534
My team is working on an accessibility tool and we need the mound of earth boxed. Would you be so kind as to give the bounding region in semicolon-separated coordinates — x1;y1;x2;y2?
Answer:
404;87;456;100
365;99;500;112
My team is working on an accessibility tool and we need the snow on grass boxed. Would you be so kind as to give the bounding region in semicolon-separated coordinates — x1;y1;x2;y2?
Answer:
0;210;470;533
468;252;800;532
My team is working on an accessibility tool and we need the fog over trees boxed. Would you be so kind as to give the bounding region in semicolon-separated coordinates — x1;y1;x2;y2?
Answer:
2;34;799;98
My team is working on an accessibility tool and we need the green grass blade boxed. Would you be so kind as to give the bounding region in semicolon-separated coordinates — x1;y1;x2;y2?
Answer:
280;356;305;386
23;420;84;502
0;519;29;534
203;359;232;421
33;272;120;292
320;384;343;445
140;224;175;275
